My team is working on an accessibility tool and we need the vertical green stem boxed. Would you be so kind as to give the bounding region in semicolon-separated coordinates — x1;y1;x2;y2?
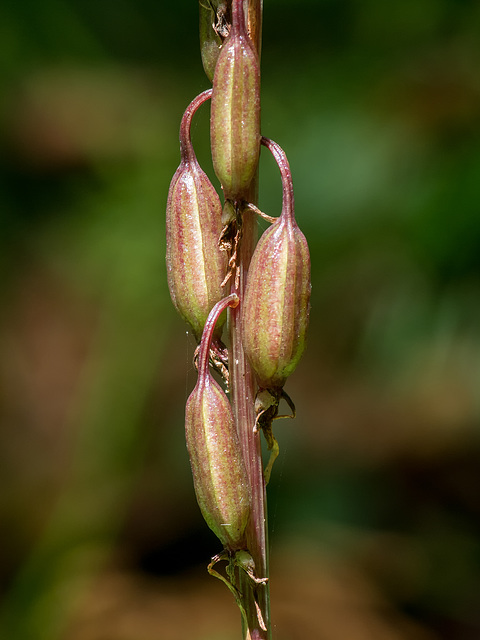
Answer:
229;1;270;637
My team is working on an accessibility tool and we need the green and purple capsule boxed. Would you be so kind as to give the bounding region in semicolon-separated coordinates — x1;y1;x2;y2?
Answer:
242;137;311;392
185;294;251;551
166;89;227;342
210;0;260;200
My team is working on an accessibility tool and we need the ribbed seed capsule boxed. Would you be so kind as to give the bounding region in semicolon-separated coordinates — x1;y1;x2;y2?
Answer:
242;137;311;391
185;294;251;551
210;0;260;200
166;90;227;342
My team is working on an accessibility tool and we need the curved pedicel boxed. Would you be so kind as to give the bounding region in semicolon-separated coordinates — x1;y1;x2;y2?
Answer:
166;89;227;342
210;0;261;200
241;137;312;391
185;294;252;551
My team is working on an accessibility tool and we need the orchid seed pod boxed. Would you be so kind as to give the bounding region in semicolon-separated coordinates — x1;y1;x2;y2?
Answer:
242;137;311;391
210;0;261;200
166;89;227;342
185;293;251;551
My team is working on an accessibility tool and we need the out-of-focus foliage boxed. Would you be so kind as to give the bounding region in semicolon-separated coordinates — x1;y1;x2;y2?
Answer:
1;1;480;639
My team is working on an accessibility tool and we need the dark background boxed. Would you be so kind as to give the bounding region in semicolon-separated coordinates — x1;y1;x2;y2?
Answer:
1;1;480;638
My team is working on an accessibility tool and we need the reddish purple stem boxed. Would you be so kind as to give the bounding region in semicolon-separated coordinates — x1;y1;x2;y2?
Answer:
180;89;213;161
232;0;247;35
197;293;239;380
261;136;295;222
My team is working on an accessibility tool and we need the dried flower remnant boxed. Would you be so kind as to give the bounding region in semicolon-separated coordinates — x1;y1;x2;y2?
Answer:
185;293;252;551
210;0;261;200
166;89;227;343
199;1;230;82
254;387;295;484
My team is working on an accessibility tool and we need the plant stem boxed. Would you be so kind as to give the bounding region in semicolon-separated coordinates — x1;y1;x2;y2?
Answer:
230;209;270;639
229;1;270;637
179;89;212;162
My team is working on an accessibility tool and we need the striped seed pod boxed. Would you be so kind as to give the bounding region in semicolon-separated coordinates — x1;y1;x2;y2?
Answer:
210;0;260;200
242;137;311;391
185;293;251;551
166;89;227;342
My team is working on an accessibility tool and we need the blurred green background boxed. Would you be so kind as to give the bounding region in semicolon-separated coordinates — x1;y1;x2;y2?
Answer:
1;1;480;638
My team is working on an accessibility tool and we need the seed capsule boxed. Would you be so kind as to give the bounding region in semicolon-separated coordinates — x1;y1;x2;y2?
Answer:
210;0;260;200
166;89;227;342
186;294;251;551
242;137;311;390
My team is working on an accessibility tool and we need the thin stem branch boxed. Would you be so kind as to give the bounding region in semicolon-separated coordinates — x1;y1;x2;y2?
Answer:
197;293;238;377
261;136;294;221
230;207;270;640
229;1;270;638
179;89;212;161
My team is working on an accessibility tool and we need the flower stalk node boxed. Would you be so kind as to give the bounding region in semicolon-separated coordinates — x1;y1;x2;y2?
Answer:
254;389;296;484
193;338;230;388
208;549;268;633
219;199;244;289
